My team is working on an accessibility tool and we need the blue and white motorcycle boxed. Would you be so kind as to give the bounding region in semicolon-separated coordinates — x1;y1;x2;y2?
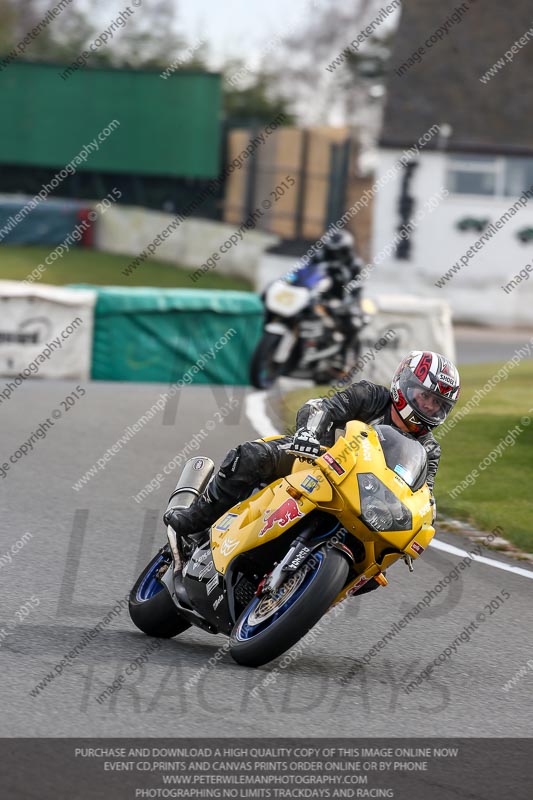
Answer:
250;259;371;388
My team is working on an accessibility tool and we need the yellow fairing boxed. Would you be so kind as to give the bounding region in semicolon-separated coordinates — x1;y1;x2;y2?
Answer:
211;477;317;575
324;421;435;603
211;420;435;592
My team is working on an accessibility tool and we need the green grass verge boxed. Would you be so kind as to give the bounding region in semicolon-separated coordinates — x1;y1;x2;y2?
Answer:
280;361;533;553
0;245;253;291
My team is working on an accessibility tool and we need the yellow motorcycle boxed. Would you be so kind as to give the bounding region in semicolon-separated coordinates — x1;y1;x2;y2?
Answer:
129;421;435;667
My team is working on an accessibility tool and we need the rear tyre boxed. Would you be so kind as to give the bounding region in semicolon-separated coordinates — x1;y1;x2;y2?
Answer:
129;550;191;638
229;547;349;667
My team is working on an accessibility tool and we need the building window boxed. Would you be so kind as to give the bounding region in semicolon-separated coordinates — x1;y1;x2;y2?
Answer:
505;157;533;196
447;156;502;196
447;155;533;197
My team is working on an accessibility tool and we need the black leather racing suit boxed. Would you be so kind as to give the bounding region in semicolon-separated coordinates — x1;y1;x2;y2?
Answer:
164;380;440;542
295;380;441;489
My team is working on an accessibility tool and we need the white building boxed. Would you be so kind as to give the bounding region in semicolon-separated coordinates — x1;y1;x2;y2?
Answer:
369;0;533;327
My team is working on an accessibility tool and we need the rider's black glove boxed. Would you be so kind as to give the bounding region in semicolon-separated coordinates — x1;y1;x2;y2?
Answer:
292;427;322;458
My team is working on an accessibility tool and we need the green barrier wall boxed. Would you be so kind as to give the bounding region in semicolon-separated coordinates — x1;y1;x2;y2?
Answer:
72;286;263;384
0;63;221;179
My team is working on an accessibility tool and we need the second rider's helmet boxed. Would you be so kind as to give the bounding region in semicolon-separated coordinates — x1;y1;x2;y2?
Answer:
320;230;355;264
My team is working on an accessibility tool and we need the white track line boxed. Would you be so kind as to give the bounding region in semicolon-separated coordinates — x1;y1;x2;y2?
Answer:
245;390;281;438
430;538;533;579
245;390;533;581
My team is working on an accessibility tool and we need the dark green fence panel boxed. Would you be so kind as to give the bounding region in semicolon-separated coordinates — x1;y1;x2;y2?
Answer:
0;63;221;178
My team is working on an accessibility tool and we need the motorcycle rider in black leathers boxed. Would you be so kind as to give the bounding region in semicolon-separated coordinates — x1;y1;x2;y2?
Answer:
283;230;367;380
312;229;364;304
289;229;363;301
165;351;461;591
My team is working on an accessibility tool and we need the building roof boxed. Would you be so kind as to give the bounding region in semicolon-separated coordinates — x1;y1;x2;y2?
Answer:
380;0;533;154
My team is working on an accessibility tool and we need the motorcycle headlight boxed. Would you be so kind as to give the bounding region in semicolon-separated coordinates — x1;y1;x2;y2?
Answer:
358;473;412;532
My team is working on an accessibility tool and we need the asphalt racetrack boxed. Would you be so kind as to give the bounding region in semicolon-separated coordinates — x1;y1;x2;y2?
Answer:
1;370;532;738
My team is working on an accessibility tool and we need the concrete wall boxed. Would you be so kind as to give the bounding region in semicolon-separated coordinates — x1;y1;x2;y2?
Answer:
370;150;533;326
95;206;278;284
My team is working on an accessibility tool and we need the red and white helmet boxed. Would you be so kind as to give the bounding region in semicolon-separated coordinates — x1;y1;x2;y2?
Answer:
390;351;460;433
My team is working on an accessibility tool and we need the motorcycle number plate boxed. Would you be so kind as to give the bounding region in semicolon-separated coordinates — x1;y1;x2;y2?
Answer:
266;282;310;316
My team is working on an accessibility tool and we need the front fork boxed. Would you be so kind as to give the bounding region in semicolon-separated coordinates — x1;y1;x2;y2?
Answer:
264;321;297;364
262;525;353;595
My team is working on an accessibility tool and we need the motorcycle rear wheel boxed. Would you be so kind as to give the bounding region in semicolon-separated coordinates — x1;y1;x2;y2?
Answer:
229;547;349;667
129;550;191;638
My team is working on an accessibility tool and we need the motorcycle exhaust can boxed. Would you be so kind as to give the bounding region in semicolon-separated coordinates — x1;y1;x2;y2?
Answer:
165;457;215;514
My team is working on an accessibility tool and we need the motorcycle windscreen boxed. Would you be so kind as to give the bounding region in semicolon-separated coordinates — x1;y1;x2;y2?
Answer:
374;425;428;491
286;259;323;289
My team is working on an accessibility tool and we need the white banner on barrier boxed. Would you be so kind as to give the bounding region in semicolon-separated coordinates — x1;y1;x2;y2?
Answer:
0;281;96;382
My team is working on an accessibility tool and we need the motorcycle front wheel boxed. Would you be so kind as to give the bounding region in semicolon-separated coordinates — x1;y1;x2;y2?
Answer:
229;547;349;667
249;332;285;389
129;550;191;638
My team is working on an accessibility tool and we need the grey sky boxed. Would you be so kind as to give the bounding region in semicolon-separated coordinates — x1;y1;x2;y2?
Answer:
178;0;328;67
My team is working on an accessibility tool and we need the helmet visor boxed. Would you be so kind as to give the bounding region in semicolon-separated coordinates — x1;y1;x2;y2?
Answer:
404;377;455;426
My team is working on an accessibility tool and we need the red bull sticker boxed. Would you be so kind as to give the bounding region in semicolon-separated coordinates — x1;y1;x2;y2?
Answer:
347;575;369;595
323;452;346;476
301;475;320;493
410;541;424;555
259;498;304;537
215;513;238;532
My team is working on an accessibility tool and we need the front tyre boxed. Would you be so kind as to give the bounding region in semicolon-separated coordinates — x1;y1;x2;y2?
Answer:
229;547;349;667
129;550;191;638
249;332;285;389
